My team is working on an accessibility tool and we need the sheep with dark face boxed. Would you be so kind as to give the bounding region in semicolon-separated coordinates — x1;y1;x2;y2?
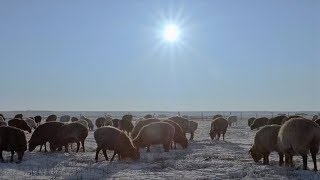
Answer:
50;123;88;153
131;118;161;139
8;119;31;133
162;120;188;149
133;122;175;153
209;117;228;140
46;115;57;122
250;117;269;130
268;115;287;125
34;115;42;125
112;119;120;128
168;116;189;134
94;126;140;162
71;117;78;122
249;125;284;166
14;114;23;119
60;115;71;123
119;115;134;135
186;120;198;140
28;122;64;152
248;117;256;127
0;126;27;163
278;118;320;171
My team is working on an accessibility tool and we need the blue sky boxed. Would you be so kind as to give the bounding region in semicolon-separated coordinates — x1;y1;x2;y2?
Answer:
0;0;319;111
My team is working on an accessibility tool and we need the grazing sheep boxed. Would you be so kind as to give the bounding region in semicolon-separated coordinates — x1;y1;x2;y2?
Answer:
0;121;7;126
60;115;71;123
315;119;320;126
0;126;27;163
8;119;31;133
249;125;284;165
25;118;37;130
250;117;269;130
281;115;302;124
209;117;228;140
50;123;88;153
227;116;237;126
77;119;89;129
71;117;78;122
278;118;320;170
14;114;23;119
186;120;198;140
131;118;161;139
80;116;94;130
133;122;175;152
112;119;120;128
46;114;57;122
34;115;42;125
248;117;256;127
212;114;223;120
28;122;64;152
144;114;153;119
95;117;111;128
162;120;188;149
312;115;319;121
94;126;140;162
119;115;134;135
268;115;287;125
168;116;189;134
0;114;5;121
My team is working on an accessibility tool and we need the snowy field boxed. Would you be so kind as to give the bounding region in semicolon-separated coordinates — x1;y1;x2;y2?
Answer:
1;116;320;179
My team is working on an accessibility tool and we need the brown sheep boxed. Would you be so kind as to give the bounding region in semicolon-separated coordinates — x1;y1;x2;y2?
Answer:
281;115;302;124
131;118;161;139
112;119;120;128
25;118;37;130
71;117;78;122
209;117;228;140
248;117;256;127
0;126;27;163
0;114;5;121
34;115;42;125
50;123;88;153
0;121;7;126
0;116;4;122
28;122;64;152
8;118;31;133
144;114;153;119
60;115;71;123
268;115;287;125
133;122;175;152
250;117;269;130
249;125;283;165
95;117;112;128
212;114;223;120
119;115;134;135
227;116;237;126
168;116;189;134
94;126;140;162
14;114;23;119
278;118;320;171
186;120;198;140
80;116;94;130
46;114;57;122
162;120;188;149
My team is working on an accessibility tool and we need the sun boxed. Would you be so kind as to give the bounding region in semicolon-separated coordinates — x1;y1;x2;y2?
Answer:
163;24;180;42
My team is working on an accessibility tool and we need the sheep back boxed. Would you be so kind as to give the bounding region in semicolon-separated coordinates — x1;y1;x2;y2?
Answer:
131;118;161;139
210;117;228;140
8;119;31;133
60;115;71;123
162;120;188;148
46;115;57;122
268;115;287;125
248;117;256;127
168;116;189;133
250;117;269;130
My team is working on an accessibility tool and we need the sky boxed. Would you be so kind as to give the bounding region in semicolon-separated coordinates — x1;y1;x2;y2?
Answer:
0;0;319;111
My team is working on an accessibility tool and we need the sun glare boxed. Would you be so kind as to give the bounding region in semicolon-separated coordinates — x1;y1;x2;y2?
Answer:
163;24;180;42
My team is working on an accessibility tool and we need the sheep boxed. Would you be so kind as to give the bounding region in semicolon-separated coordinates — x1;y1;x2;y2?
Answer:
50;122;88;153
60;115;71;123
0;114;5;121
281;115;302;124
8;118;31;133
0;126;27;163
80;116;94;130
46;114;57;122
168;116;189;134
268;115;287;125
119;115;134;135
212;114;223;120
249;125;284;166
112;119;120;128
162;120;188;149
144;114;153;119
227;116;237;126
25;118;37;130
312;115;319;121
94;126;140;162
278;118;320;171
131;118;161;139
209;117;228;140
248;117;256;127
71;117;78;122
315;119;320;126
0;121;7;126
14;114;23;119
95;117;112;128
250;117;269;130
76;119;89;129
28;122;64;152
0;116;4;122
34;115;42;125
133;122;175;153
186;120;198;140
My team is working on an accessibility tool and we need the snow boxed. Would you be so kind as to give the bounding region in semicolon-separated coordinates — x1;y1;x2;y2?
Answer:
1;117;320;179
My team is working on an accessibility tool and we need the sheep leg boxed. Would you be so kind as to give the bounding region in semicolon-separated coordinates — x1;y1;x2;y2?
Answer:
217;133;220;141
310;146;318;171
81;140;85;152
102;149;110;161
302;154;308;170
44;143;47;152
174;142;177;149
163;143;170;152
65;144;69;153
147;146;150;153
16;151;23;164
39;144;42;152
0;150;4;163
190;132;194;140
76;142;80;153
10;151;14;162
279;153;284;166
223;133;225;141
95;146;102;162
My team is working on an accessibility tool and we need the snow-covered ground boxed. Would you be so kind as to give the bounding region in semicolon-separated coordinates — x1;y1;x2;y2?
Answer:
1;118;320;179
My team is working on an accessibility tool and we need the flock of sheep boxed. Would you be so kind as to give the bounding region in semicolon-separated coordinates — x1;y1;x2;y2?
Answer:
0;112;319;172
